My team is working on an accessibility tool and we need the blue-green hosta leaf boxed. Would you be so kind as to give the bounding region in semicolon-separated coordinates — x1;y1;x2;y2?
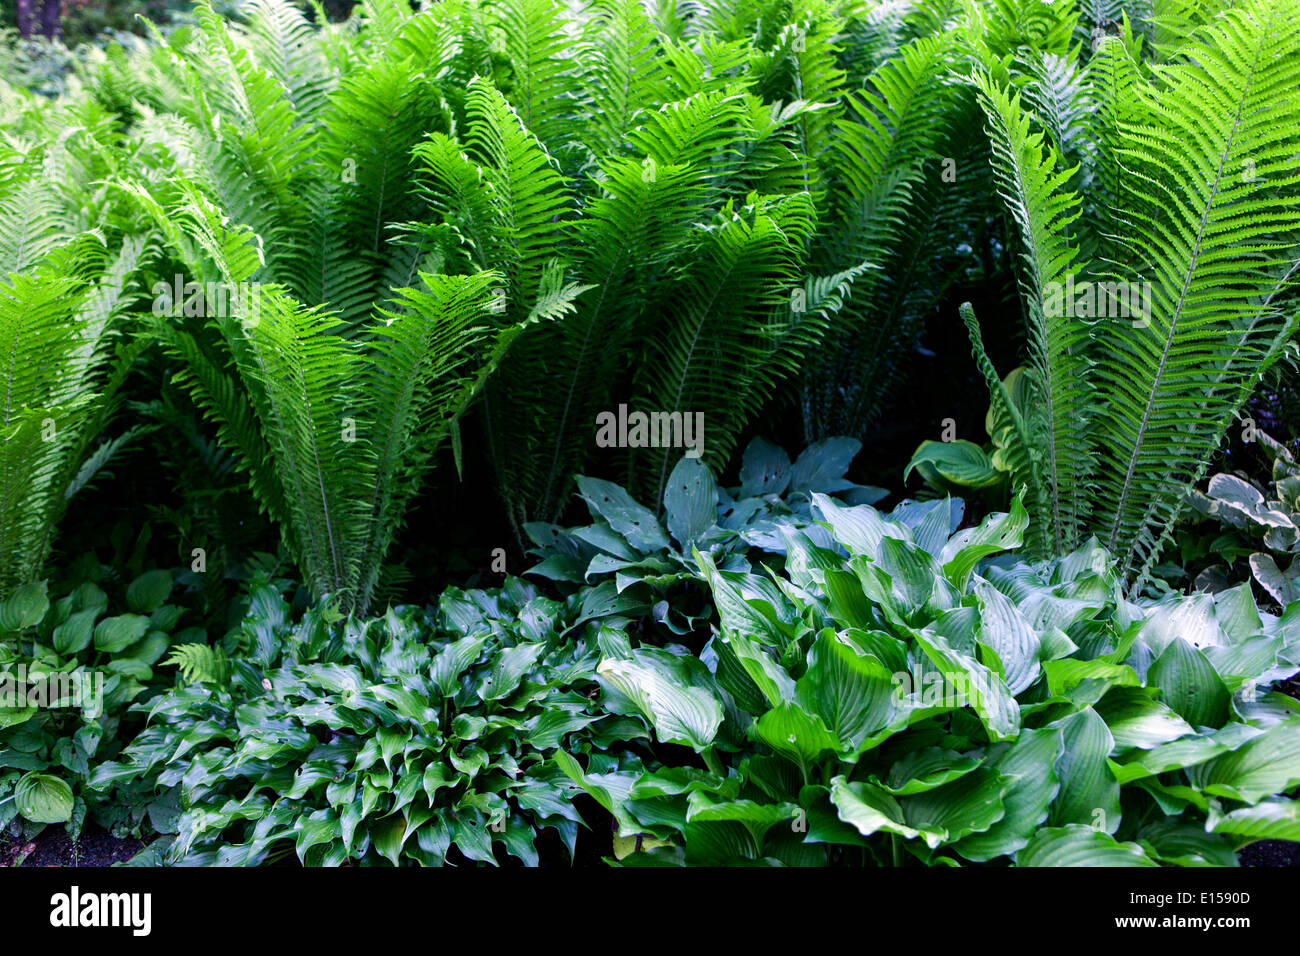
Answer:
913;625;1020;741
1147;638;1231;729
664;456;717;546
1138;593;1224;655
795;629;896;748
972;576;1041;694
576;476;671;553
93;614;150;653
1049;708;1120;831
294;808;340;862
596;650;723;751
1187;720;1300;804
1205;635;1285;694
752;699;840;767
738;437;792;497
1096;689;1195;750
1212;584;1263;641
939;494;1029;590
811;492;910;560
1209;799;1300;844
14;772;73;824
955;726;1063;862
1016;825;1158;866
789;437;861;493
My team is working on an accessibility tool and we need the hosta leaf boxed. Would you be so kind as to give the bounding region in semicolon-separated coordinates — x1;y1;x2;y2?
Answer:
905;440;1003;490
126;569;173;614
53;608;97;654
93;614;151;653
596;650;723;751
664;456;716;546
739;438;792;497
913;625;1019;741
955;727;1062;862
972;577;1041;694
829;777;921;842
430;635;488;697
1188;720;1300;804
1096;689;1195;750
577;477;671;553
14;772;73;824
752;701;839;767
1017;825;1158;866
939;495;1029;589
878;748;981;795
0;582;49;631
789;438;860;493
795;629;895;747
1049;708;1120;831
1147;638;1231;729
1209;799;1300;844
1139;820;1238;867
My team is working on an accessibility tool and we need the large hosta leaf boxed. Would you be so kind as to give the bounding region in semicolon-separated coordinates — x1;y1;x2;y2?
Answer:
795;629;895;747
1188;720;1300;804
1017;825;1158;866
597;649;723;751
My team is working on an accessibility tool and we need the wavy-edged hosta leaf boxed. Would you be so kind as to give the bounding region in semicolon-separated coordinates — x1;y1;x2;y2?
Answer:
1048;708;1120;831
955;726;1062;862
939;494;1029;590
1188;720;1300;804
596;649;723;751
1209;799;1300;845
913;625;1020;741
1096;689;1195;750
972;576;1041;694
795;629;896;748
1017;825;1158;867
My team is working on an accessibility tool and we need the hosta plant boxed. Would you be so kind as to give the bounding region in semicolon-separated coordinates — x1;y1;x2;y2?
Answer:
90;578;648;866
0;561;203;845
1187;430;1300;606
526;437;892;640
559;493;1300;865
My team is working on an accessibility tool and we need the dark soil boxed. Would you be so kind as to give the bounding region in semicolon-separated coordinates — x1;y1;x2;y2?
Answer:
0;826;144;867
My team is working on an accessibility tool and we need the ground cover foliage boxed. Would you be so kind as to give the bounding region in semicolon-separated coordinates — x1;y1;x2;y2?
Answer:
1;0;1300;866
